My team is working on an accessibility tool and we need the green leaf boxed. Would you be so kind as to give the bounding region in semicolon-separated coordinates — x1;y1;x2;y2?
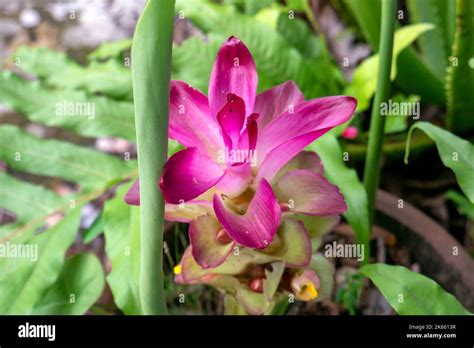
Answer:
345;23;434;112
131;0;174;315
103;182;141;314
32;253;105;314
384;94;420;134
405;122;474;203
446;0;474;131
0;125;136;191
0;72;136;141
82;212;104;244
309;135;371;264
0;173;66;229
13;46;132;100
406;0;455;80
172;36;219;94
343;0;445;106
446;190;474;220
0;207;82;314
88;39;132;61
360;264;471;315
276;13;326;59
175;0;342;97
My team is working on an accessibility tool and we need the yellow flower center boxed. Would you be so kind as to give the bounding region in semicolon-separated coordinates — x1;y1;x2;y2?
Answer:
300;281;319;301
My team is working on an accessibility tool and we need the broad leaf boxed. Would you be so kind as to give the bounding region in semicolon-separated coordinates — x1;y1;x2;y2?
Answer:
343;0;445;106
0;173;66;229
309;135;370;264
88;39;132;61
0;72;136;141
0;207;82;314
405;122;474;203
360;264;471;315
32;253;105;314
13;46;132;100
446;190;474;220
345;23;434;112
0;125;136;191
103;182;141;314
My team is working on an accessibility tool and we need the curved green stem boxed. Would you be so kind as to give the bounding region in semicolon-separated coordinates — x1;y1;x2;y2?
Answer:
363;0;397;226
132;0;175;315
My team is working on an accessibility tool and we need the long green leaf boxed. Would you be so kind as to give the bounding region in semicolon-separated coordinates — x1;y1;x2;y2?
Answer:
0;72;135;141
0;207;82;314
0;125;135;191
345;23;434;112
360;264;471;315
405;122;474;203
343;0;445;106
32;253;105;314
446;0;474;131
103;182;141;315
132;0;175;315
406;0;455;80
310;135;371;265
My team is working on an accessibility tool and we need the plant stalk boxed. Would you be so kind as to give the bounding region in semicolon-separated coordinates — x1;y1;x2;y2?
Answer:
363;0;397;226
132;0;175;315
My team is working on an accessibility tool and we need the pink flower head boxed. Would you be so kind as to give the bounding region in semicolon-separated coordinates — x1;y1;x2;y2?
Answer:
125;36;356;266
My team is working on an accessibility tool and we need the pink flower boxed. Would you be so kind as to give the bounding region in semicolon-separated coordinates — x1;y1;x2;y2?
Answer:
125;36;356;266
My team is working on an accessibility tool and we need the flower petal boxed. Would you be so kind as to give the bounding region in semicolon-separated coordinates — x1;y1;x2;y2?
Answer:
310;253;335;301
124;179;140;206
217;93;246;148
170;81;223;157
296;214;340;240
263;261;285;301
262;218;311;268
291;269;320;302
178;246;208;284
190;214;235;269
160;147;225;204
164;200;213;223
275;169;347;216
215;163;252;197
257;96;357;166
254;81;305;129
209;36;258;117
255;130;327;183
213;179;281;249
125;180;216;220
235;286;273;315
272;151;323;183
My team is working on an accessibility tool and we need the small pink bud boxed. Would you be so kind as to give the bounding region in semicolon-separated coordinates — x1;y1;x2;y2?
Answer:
342;126;358;140
249;278;264;293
